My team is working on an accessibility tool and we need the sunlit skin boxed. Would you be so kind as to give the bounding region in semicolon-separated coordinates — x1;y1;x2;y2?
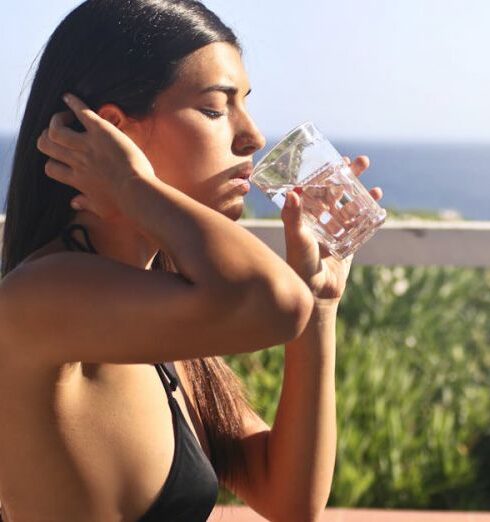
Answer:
131;44;264;215
12;41;386;521
39;43;267;269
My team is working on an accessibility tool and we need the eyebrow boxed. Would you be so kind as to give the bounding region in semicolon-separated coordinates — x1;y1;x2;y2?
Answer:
199;84;252;97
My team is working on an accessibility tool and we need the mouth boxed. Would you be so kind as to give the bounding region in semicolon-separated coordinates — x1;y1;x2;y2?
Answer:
230;162;254;181
225;162;253;195
228;176;251;193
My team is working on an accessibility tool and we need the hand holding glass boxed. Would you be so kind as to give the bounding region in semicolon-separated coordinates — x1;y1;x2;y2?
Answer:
250;122;387;260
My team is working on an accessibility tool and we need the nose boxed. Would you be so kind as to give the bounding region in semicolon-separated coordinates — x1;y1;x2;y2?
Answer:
232;111;266;157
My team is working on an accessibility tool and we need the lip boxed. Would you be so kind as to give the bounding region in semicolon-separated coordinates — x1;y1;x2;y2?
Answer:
228;177;251;192
230;162;254;180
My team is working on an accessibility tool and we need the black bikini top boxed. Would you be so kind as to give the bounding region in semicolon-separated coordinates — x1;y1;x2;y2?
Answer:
60;223;219;521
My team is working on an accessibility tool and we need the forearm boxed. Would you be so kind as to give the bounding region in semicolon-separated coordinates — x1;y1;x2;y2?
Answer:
267;299;338;520
120;176;313;317
123;176;278;281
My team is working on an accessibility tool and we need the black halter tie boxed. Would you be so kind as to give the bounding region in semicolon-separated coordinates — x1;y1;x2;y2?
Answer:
61;223;98;254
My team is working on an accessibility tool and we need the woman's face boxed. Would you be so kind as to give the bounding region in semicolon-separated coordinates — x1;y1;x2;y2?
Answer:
131;42;266;221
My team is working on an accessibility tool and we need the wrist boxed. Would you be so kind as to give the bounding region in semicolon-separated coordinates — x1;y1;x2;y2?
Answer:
292;296;338;335
119;170;158;203
285;295;338;355
312;296;340;312
119;173;163;220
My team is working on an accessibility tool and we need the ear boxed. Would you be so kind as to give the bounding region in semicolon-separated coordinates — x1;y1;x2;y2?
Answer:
97;103;128;129
97;103;149;151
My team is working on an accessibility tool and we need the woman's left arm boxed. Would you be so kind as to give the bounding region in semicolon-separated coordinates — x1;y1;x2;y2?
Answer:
223;157;382;522
265;296;340;522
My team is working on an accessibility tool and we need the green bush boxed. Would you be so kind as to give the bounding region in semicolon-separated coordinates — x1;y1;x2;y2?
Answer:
224;265;490;509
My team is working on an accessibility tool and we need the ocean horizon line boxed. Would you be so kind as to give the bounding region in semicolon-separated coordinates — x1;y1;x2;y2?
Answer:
1;132;490;148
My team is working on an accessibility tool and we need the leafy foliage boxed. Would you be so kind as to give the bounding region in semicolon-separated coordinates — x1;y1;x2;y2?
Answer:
223;265;490;509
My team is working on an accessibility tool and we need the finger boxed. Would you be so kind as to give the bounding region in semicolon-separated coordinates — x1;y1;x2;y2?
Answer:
44;158;74;186
369;187;383;201
70;194;92;212
342;156;352;166
37;129;81;166
48;111;83;150
51;110;75;128
303;183;342;208
62;93;100;130
350;156;370;177
281;191;302;233
70;195;101;218
323;212;347;238
337;200;364;230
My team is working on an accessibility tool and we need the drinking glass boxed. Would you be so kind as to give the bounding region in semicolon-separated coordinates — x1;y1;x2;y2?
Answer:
250;122;387;260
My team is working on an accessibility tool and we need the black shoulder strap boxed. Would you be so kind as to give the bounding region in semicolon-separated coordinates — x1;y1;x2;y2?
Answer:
155;363;179;400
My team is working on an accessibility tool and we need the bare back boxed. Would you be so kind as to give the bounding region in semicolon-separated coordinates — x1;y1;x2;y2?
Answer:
0;239;210;522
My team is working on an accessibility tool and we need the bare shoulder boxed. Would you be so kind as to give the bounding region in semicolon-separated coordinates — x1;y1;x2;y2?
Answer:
1;248;138;290
0;250;199;364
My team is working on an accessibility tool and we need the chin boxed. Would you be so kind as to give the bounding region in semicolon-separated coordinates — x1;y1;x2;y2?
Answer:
220;200;245;221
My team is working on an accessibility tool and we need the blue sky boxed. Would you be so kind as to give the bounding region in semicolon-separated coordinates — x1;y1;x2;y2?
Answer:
1;0;489;142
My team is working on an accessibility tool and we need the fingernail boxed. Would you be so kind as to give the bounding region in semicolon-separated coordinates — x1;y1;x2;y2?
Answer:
284;192;293;208
62;93;71;104
71;200;82;210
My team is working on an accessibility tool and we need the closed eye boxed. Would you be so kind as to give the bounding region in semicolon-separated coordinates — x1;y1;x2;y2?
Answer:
200;109;226;119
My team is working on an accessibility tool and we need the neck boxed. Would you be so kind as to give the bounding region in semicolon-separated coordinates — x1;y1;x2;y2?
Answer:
67;210;160;270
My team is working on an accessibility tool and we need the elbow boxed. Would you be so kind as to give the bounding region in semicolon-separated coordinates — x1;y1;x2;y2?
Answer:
262;276;314;343
206;272;313;350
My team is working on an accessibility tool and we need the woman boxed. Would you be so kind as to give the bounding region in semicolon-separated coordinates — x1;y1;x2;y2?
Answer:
0;1;382;521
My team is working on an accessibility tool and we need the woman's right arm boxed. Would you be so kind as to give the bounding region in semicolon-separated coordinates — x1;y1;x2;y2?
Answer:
0;96;313;366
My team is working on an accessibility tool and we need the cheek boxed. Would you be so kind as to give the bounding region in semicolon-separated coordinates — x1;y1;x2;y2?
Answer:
144;116;231;191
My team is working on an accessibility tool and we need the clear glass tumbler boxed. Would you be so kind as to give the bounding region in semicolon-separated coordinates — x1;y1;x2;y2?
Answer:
250;122;387;260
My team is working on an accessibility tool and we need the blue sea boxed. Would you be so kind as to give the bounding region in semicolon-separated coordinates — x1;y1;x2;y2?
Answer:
1;134;489;220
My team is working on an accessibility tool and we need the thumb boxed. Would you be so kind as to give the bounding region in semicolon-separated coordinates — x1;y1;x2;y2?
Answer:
281;190;302;230
281;191;307;244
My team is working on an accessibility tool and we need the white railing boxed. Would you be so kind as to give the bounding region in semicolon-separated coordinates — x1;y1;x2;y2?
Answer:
1;215;490;268
243;219;490;267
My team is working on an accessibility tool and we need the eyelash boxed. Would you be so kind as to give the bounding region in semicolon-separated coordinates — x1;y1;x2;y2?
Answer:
201;109;226;120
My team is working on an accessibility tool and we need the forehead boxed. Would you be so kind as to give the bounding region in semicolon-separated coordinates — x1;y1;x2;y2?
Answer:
173;42;249;94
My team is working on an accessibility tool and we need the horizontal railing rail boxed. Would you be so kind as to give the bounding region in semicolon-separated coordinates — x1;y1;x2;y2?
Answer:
240;218;490;267
1;215;490;268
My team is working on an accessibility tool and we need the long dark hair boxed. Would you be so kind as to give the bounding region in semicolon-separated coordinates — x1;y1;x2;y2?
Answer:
1;0;253;490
